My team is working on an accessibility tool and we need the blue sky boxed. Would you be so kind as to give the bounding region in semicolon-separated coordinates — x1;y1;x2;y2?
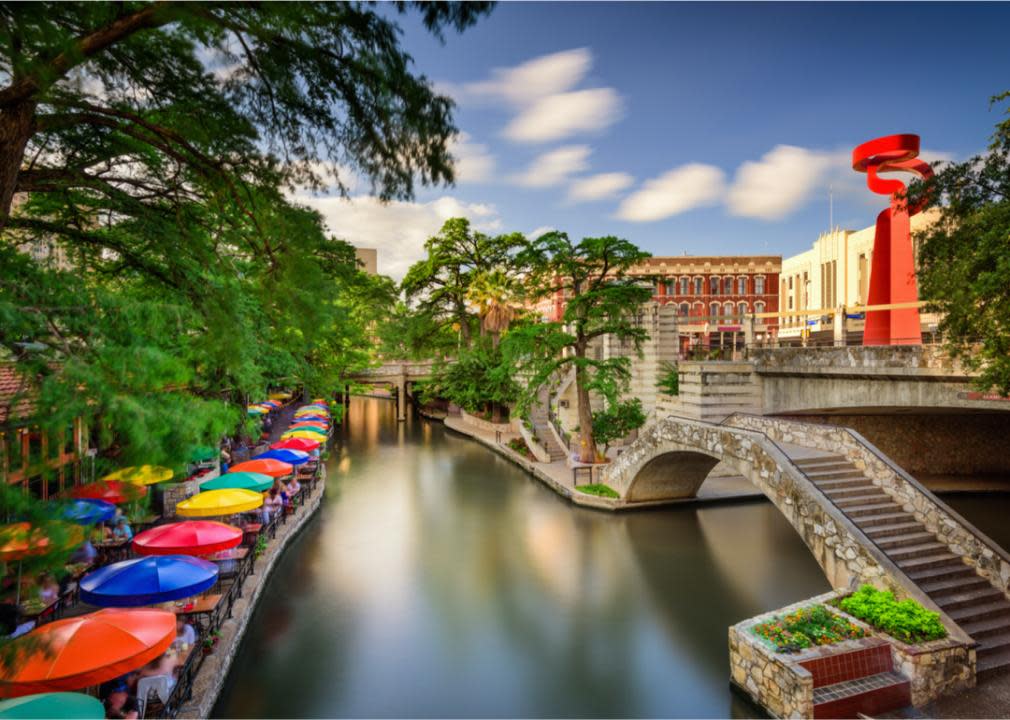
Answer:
300;2;1010;278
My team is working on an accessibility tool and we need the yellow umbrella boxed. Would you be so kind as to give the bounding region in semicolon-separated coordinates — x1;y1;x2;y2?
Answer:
269;392;292;401
282;431;327;441
175;489;263;518
101;466;174;486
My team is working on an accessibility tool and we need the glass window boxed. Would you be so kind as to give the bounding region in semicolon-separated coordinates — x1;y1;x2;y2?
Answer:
738;277;748;294
28;474;45;500
755;277;765;294
738;302;748;317
724;302;735;318
679;303;690;317
694;277;703;295
710;302;720;318
724;277;734;294
680;277;690;295
710;277;719;295
755;301;766;314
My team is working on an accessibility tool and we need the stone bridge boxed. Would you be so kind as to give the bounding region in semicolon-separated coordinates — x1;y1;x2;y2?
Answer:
342;360;437;420
603;412;1010;678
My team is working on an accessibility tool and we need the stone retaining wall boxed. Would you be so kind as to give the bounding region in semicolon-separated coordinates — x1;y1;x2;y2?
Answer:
460;408;517;434
517;420;552;464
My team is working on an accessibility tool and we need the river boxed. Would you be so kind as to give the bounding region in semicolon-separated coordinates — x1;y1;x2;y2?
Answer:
213;397;1007;718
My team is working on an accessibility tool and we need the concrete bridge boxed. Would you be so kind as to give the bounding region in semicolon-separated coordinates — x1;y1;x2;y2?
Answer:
343;360;437;420
603;412;1010;678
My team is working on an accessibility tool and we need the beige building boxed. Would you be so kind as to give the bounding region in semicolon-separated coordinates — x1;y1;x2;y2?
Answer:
778;210;940;342
354;247;378;275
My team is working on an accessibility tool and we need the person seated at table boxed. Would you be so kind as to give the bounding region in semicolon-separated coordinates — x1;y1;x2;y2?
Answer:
138;651;179;686
283;476;301;504
37;572;59;605
70;537;98;565
261;486;284;522
112;516;133;541
172;617;197;651
91;522;112;543
104;690;139;720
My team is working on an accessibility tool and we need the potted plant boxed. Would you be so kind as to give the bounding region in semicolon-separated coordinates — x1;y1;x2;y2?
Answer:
202;629;222;655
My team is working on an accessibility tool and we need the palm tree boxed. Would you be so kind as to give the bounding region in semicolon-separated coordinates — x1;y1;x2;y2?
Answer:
466;269;518;349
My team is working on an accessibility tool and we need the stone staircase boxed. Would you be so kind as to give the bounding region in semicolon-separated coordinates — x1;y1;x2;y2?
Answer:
793;454;1010;678
528;386;567;463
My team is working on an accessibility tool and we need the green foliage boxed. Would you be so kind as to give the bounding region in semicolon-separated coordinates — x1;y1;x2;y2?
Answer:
574;483;619;499
657;361;679;396
506;437;534;460
591;398;645;453
835;585;948;644
419;338;518;419
911;91;1010;396
252;533;269;560
752;604;866;653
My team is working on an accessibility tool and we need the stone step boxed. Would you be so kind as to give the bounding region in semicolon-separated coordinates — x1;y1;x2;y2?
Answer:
800;462;858;474
886;542;951;562
920;575;992;598
818;477;877;491
834;493;894;508
905;562;976;584
860;521;925;537
875;532;937;550
794;455;848;467
960;615;1010;640
977;645;1010;678
807;470;869;481
811;671;911;719
845;502;905;518
936;587;1008;612
947;600;1010;624
896;552;963;572
823;485;881;499
855;512;918;529
977;632;1010;664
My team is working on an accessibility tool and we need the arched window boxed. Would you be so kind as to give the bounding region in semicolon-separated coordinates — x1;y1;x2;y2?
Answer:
724;301;735;319
694;277;703;295
738;276;748;295
724;276;734;295
755;301;766;314
680;276;690;295
738;301;749;318
710;276;720;295
710;302;720;319
679;303;690;317
755;276;766;294
693;302;705;317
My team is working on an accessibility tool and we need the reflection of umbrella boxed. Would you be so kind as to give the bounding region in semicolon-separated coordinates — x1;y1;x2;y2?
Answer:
282;430;326;442
201;471;273;493
61;500;116;526
0;692;105;719
188;446;217;463
132;521;242;556
175;489;263;518
101;466;173;486
253;449;309;466
0;609;176;697
70;481;146;505
80;555;218;607
228;459;294;478
271;437;320;452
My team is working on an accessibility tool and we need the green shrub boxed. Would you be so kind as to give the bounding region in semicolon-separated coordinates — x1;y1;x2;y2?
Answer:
834;585;947;644
752;604;865;653
575;483;620;499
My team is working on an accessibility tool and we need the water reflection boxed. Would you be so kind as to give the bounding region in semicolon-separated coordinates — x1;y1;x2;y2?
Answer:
213;399;836;718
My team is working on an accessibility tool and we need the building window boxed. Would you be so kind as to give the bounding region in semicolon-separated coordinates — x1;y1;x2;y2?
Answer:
738;277;748;295
710;277;719;295
724;277;734;295
710;302;720;319
694;277;703;295
679;303;690;317
724;301;735;319
755;301;766;314
680;276;690;295
755;276;765;294
693;302;704;317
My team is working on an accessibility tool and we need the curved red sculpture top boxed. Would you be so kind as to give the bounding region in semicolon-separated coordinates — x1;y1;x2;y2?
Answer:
851;134;933;346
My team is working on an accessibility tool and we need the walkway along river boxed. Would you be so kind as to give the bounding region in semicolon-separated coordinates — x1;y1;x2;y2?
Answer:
213;397;1009;718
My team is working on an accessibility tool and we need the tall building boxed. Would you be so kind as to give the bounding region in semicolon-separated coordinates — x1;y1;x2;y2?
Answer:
354;247;378;275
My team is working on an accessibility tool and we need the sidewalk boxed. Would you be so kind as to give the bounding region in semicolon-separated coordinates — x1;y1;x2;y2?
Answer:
442;414;762;511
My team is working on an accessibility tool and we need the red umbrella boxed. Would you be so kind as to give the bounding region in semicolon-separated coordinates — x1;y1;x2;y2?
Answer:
228;459;293;478
70;481;147;505
0;609;175;697
132;520;243;556
270;437;321;452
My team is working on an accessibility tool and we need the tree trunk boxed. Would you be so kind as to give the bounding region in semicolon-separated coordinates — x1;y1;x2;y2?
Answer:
491;401;502;424
0;100;36;228
574;346;597;464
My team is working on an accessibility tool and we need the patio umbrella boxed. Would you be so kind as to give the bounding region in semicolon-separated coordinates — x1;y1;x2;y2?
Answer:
79;555;218;607
70;481;146;505
246;405;267;415
1;523;83;606
253;449;309;466
132;521;242;557
290;415;328;423
175;489;263;518
270;437;321;452
261;400;281;408
61;499;116;526
282;430;327;442
288;423;327;432
0;609;175;697
295;405;328;415
228;459;294;478
285;424;327;434
101;465;173;486
201;471;273;493
0;692;105;719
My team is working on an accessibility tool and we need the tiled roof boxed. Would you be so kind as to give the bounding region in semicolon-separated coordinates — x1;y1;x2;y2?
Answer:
0;364;38;425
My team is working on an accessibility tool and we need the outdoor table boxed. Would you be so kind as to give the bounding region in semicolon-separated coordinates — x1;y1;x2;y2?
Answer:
94;538;130;564
156;593;224;633
17;596;57;622
241;522;263;546
571;464;595;486
207;547;251;584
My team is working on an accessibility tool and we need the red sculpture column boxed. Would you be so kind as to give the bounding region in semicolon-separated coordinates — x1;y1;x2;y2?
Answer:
852;134;933;346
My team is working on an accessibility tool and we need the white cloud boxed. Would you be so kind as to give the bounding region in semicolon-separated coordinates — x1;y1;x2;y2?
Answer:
528;226;555;239
459;48;592;107
449;132;495;184
510;145;592;188
294;194;502;281
504;89;623;144
566;172;634;203
727;145;835;221
615;164;726;222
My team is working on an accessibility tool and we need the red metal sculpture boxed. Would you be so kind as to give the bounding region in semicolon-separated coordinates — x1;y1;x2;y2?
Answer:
852;134;933;345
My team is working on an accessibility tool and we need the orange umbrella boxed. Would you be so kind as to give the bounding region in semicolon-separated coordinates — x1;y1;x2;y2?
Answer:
0;609;176;698
289;422;327;430
0;523;52;563
227;459;293;478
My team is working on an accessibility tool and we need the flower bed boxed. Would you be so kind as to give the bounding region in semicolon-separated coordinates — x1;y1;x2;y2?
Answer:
752;604;866;653
507;437;535;460
832;585;947;644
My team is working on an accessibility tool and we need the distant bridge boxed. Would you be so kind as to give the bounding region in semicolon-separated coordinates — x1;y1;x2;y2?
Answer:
342;360;438;420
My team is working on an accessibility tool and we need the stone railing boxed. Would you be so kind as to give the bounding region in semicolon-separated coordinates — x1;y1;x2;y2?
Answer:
460;408;517;435
725;413;1010;600
747;345;970;378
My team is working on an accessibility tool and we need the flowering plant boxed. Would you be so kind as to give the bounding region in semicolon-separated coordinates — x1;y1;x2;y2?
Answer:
752;605;865;653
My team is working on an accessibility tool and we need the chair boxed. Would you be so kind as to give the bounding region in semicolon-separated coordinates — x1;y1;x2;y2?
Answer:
136;674;173;719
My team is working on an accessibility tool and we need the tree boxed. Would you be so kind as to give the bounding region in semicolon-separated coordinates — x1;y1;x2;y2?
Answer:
592;398;645;456
418;338;519;422
401;218;527;349
466;268;522;348
505;232;653;463
657;361;679;396
911;91;1010;396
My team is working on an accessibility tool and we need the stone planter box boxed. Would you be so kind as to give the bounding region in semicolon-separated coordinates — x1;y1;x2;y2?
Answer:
460;408;516;434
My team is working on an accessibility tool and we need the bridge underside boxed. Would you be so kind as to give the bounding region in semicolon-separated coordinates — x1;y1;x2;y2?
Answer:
626;451;722;502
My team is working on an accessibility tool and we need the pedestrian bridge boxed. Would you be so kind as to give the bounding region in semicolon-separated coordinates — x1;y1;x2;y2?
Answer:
603;412;1010;677
342;360;437;420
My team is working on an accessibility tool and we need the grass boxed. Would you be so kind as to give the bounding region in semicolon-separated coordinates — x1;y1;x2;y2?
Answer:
575;483;620;499
752;604;866;653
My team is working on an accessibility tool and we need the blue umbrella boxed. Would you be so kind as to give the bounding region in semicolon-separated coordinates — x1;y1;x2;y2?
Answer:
61;499;116;526
79;555;218;607
253;449;309;466
291;415;328;423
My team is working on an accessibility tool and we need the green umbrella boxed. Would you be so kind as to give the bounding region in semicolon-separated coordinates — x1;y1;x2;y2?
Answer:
200;471;273;493
189;445;217;463
0;692;105;719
